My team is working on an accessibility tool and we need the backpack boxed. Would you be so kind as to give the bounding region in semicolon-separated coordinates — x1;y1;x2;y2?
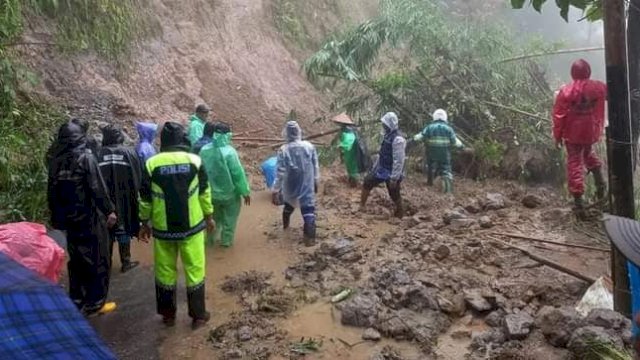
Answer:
354;131;371;173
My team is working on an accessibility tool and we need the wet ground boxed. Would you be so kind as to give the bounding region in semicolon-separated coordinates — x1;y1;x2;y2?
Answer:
89;176;615;359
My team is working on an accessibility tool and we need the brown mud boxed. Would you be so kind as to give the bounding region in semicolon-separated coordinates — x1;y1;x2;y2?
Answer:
93;166;618;360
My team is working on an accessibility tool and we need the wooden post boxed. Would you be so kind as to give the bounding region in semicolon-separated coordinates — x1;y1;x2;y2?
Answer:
629;0;640;166
603;0;634;316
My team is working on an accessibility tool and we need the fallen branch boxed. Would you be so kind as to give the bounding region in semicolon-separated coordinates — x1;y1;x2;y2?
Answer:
493;232;610;252
481;101;550;123
490;238;596;283
498;47;604;63
267;128;342;149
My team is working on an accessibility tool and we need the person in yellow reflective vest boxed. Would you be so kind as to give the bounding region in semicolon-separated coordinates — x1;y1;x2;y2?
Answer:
138;121;215;329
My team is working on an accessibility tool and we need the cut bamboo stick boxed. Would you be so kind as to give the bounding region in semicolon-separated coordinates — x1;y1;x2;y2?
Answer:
493;232;610;253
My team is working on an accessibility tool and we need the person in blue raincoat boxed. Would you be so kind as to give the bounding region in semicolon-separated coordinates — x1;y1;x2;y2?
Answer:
135;122;158;164
271;121;320;246
360;112;406;218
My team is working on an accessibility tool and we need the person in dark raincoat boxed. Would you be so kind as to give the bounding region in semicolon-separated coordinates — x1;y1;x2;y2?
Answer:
48;121;117;316
71;118;100;156
98;125;142;273
360;112;406;218
136;121;158;164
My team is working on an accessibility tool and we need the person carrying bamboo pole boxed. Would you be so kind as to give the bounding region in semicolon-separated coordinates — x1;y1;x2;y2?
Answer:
552;59;607;215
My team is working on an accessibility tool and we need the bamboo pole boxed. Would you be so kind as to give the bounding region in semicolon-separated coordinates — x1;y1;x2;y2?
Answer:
491;238;596;283
481;101;549;123
498;47;604;64
492;232;610;253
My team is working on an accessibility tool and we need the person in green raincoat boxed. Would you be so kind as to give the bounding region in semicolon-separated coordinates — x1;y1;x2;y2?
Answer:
412;109;463;193
187;104;211;149
199;122;251;247
333;114;359;187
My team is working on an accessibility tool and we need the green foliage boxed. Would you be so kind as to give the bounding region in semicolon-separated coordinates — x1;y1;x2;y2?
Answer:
273;0;308;46
510;0;602;21
0;0;146;223
0;99;65;223
304;0;556;159
28;0;146;58
473;138;505;172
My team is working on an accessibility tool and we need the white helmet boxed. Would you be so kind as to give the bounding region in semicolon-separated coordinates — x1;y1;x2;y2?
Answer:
432;109;448;122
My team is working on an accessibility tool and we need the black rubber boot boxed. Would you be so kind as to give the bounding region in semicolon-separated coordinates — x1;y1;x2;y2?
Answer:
303;218;317;247
187;283;209;329
283;205;294;230
591;167;606;201
119;243;139;273
156;283;177;326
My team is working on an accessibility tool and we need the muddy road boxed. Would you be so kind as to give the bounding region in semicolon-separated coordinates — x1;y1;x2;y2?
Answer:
90;173;619;360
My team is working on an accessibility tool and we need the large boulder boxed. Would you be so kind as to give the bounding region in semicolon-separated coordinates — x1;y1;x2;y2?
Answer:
339;292;381;328
568;326;625;359
535;306;584;347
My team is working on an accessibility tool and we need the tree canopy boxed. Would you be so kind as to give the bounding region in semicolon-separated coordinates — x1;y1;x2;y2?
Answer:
510;0;602;21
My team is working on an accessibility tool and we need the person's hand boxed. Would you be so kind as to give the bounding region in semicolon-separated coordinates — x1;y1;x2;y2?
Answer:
244;195;251;206
138;223;151;243
206;216;216;234
555;139;563;150
271;192;281;206
106;212;117;229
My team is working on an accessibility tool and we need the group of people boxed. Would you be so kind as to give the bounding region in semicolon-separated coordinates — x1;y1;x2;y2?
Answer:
46;104;251;328
44;57;605;331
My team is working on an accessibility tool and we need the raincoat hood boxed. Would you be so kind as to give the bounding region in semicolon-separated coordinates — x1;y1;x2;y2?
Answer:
160;121;190;151
283;121;302;142
432;109;448;122
212;132;232;147
70;118;89;134
571;59;591;80
57;122;86;149
136;122;157;142
381;112;399;133
101;125;125;146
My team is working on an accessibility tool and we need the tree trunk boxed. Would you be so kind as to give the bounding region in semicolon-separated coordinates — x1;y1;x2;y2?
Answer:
629;0;640;167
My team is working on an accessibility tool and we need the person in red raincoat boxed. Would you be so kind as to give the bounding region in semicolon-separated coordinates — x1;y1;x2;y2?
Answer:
553;59;607;213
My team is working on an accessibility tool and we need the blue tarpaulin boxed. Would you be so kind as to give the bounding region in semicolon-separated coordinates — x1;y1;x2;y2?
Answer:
261;156;278;189
0;251;116;359
628;261;640;336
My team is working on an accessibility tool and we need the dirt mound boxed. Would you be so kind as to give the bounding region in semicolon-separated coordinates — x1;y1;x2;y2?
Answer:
19;0;377;134
221;270;273;294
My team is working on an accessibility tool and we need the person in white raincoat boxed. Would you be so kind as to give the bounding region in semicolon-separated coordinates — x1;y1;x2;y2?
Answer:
271;121;320;246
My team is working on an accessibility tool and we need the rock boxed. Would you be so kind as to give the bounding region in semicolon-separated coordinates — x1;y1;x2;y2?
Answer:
450;218;477;230
433;245;451;260
371;266;412;289
585;309;632;331
528;346;571;360
479;216;493;229
340;251;363;263
443;207;468;225
362;328;382;341
376;309;450;346
223;348;244;359
535;306;584;347
339;293;381;328
485;309;506;327
400;285;440;312
465;201;482;214
464;290;494;312
237;326;252;342
438;293;466;317
483;193;506;210
321;238;355;257
504;312;534;340
470;328;506;349
568;326;625;359
522;194;543;208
